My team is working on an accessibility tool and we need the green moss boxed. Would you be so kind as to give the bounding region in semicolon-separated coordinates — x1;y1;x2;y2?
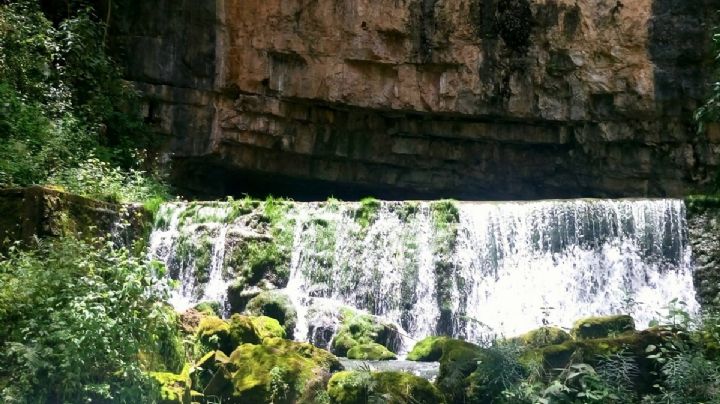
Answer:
216;338;341;403
347;342;397;361
245;291;298;339
250;315;287;340
330;309;400;357
571;314;635;340
149;364;192;404
225;196;259;222
196;316;234;356
430;200;460;228
225;238;291;289
355;197;381;228
175;234;214;284
327;371;446;404
436;339;485;402
228;314;261;346
685;195;720;214
511;326;572;348
396;201;420;222
529;328;668;371
407;336;451;362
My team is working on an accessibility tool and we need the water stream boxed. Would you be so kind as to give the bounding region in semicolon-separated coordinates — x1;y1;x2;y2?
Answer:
148;198;698;349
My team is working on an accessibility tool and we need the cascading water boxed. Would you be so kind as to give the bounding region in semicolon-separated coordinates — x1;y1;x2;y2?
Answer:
148;198;698;349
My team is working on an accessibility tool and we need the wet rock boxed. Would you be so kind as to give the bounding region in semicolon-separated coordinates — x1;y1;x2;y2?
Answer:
244;291;298;339
327;370;445;404
331;308;402;357
346;343;397;361
203;338;342;403
571;315;636;340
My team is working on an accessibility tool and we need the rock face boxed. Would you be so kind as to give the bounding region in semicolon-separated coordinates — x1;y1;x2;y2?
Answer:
0;186;147;250
113;0;717;199
687;197;720;308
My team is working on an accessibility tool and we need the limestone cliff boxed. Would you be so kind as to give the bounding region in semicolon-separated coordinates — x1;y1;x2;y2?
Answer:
112;0;718;199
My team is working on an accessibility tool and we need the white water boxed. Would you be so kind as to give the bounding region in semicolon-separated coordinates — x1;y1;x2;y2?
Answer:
148;199;698;347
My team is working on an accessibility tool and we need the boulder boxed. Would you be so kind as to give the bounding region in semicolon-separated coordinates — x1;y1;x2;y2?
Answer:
511;326;573;347
571;315;636;340
406;336;450;362
346;343;397;361
202;337;342;403
245;291;298;339
327;371;445;404
330;309;401;357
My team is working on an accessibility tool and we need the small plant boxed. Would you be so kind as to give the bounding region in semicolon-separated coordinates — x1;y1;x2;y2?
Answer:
269;366;290;403
355;197;381;228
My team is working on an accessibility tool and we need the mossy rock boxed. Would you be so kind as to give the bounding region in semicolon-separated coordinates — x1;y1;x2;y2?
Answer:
196;316;234;356
245;291;298;339
571;315;635;340
511;326;572;348
435;339;486;403
250;315;287;340
327;371;445;404
150;364;193;404
228;314;262;346
194;301;221;316
331;309;401;357
527;328;670;392
208;337;342;403
196;314;274;357
193;350;234;397
347;342;397;361
407;336;450;361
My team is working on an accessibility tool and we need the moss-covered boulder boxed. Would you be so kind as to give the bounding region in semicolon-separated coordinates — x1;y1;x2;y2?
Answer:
331;309;401;357
407;336;450;361
250;315;287;340
571;315;635;340
435;339;486;403
205;337;342;403
150;364;193;404
347;342;397;361
195;314;288;358
196;316;235;356
327;371;445;404
511;326;572;348
245;291;298;339
228;314;262;346
526;327;671;393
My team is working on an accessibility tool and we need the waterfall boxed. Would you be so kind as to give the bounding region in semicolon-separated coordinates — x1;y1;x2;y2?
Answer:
148;198;698;346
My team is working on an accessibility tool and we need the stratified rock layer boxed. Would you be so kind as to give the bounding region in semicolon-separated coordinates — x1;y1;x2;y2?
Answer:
113;0;717;199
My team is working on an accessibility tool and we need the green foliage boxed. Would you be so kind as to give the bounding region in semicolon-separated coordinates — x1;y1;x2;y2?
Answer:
355;197;381;228
0;236;172;403
48;156;169;204
0;1;167;203
696;24;720;134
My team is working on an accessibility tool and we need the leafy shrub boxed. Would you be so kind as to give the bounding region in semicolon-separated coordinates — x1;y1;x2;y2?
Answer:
48;157;169;204
0;1;166;202
0;236;173;403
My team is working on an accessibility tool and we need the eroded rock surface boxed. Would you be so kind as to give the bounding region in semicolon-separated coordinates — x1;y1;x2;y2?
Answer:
113;0;717;199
